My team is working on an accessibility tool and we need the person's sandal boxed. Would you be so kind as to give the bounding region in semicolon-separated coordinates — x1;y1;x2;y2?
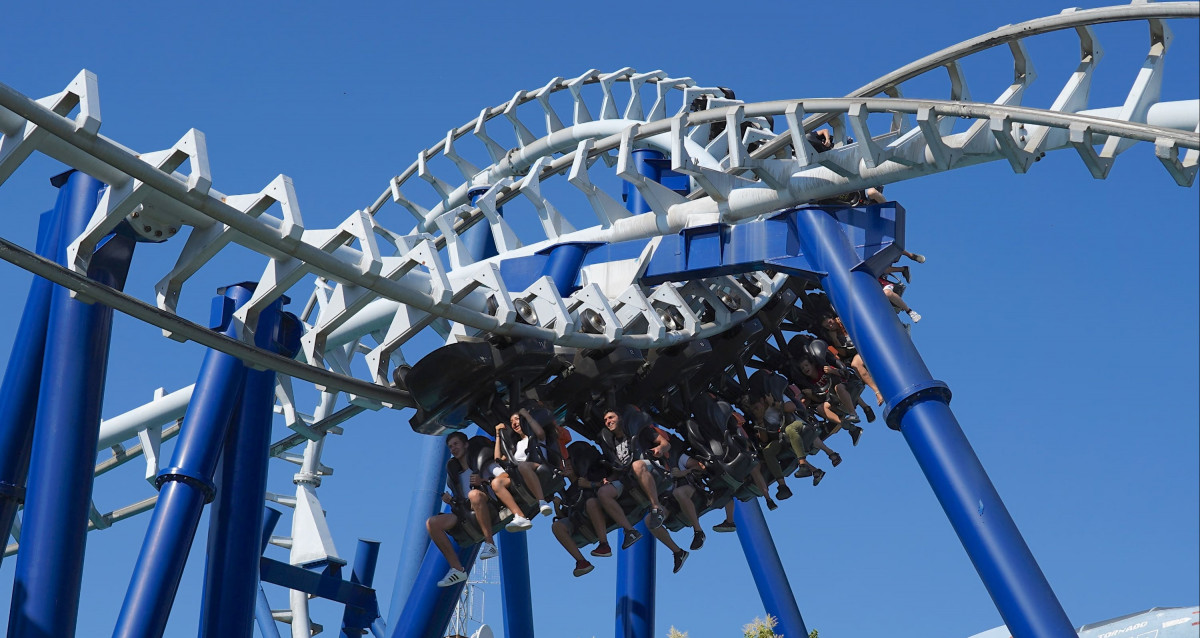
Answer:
829;452;842;467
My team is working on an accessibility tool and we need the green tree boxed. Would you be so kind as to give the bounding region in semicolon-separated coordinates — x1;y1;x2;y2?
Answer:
743;615;780;638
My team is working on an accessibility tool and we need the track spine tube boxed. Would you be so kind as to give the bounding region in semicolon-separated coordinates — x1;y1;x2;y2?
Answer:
8;172;136;638
199;302;297;638
733;499;809;637
340;539;383;638
112;284;258;638
0;209;62;567
497;529;535;638
792;205;1075;638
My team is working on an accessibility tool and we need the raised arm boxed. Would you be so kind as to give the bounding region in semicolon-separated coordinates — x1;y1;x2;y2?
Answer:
518;408;546;441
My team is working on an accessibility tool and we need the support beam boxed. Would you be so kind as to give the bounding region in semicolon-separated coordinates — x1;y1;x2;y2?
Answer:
0;208;61;566
791;205;1075;638
497;530;535;638
733;499;808;638
113;284;258;638
8;172;136;638
200;304;299;638
614;522;654;638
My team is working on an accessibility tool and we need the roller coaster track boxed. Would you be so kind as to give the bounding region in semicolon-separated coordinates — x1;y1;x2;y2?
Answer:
0;2;1196;626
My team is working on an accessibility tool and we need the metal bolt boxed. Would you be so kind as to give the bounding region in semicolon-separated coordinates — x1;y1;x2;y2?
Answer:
154;230;162;237
143;226;151;232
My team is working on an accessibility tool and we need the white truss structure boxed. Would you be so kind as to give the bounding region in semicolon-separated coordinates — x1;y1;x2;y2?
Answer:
0;3;1196;634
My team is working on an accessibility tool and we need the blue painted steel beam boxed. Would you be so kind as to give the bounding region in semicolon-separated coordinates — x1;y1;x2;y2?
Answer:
615;522;655;638
113;284;257;638
0;209;62;566
791;205;1075;638
258;558;378;615
613;149;667;638
733;500;808;637
341;539;383;638
199;304;298;638
255;508;285;638
389;539;480;638
497;530;535;638
386;435;449;631
9;172;137;638
641;203;903;285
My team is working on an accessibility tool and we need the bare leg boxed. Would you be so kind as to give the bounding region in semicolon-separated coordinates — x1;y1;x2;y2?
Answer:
632;460;662;509
516;462;546;502
672;484;702;533
490;475;527;520
853;354;884;405
884;287;911;312
833;383;855;417
468;490;496;546
426;513;465;571
647;520;682;553
721;501;735;525
585;497;608;541
597;483;635;532
551;520;585;562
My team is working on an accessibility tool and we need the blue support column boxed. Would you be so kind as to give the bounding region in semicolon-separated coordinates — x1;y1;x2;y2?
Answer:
255;508;285;638
8;172;137;638
386;436;449;631
389;539;480;638
463;187;499;261
199;304;298;638
540;243;588;297
733;500;808;637
113;284;258;638
612;149;668;638
0;209;62;565
792;206;1075;638
615;522;655;638
497;530;535;638
341;539;383;638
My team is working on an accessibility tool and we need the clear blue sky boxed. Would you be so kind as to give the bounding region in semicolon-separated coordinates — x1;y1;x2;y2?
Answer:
0;2;1196;637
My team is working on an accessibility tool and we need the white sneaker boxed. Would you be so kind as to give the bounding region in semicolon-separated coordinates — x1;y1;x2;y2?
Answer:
912;253;926;263
505;515;533;532
437;568;467;588
539;502;553;517
907;310;922;323
478;541;498;560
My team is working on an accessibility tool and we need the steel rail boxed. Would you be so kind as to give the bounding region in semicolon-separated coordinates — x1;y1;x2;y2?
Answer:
0;235;415;407
749;2;1200;159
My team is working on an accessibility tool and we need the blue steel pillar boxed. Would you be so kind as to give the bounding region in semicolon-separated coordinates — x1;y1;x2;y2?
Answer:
613;148;670;638
615;522;654;638
341;539;383;638
733;500;808;637
8;172;137;638
255;508;285;638
792;206;1075;638
199;303;299;638
0;209;62;565
386;437;449;631
389;538;480;638
497;530;535;638
113;283;259;638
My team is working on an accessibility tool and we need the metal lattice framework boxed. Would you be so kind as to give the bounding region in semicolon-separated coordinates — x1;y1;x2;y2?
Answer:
0;2;1196;634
